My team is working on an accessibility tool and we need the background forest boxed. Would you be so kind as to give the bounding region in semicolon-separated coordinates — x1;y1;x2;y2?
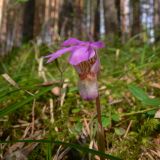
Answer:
0;0;160;160
1;0;160;54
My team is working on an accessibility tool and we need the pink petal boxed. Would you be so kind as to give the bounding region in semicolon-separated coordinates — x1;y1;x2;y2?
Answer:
62;38;83;47
69;46;95;65
90;41;105;49
45;46;75;63
91;58;100;73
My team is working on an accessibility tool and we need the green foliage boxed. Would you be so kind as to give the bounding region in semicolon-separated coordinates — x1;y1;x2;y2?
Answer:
0;86;53;117
139;119;159;137
111;117;159;159
28;144;46;160
15;0;29;3
0;140;121;160
128;84;160;106
1;40;160;159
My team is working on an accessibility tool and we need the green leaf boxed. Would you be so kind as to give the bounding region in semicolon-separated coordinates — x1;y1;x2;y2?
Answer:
102;116;111;128
128;84;160;107
111;114;120;122
0;89;20;103
146;110;156;116
47;140;52;160
0;86;53;117
144;98;160;106
72;108;80;113
0;139;122;160
74;121;82;133
114;128;125;136
128;84;148;101
68;87;78;93
16;0;29;3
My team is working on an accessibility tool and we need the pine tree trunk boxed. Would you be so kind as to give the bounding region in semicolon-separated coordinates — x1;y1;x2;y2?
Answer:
0;0;8;56
141;0;155;43
84;0;98;40
33;0;46;42
51;0;61;42
59;0;74;38
22;0;35;41
104;0;118;37
0;0;4;29
154;0;160;41
99;0;105;38
120;0;131;43
131;0;141;36
115;0;121;37
14;4;24;47
73;0;84;38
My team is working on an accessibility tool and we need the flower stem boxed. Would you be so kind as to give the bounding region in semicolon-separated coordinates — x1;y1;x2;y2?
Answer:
121;107;157;117
96;95;105;160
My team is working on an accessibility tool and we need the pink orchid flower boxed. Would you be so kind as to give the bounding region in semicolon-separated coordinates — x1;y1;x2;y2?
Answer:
45;38;105;100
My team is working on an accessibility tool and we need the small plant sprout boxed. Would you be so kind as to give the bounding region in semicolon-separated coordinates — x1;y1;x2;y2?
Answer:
45;38;105;158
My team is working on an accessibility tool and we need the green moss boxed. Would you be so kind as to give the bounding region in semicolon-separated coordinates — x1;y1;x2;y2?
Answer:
1;40;160;159
28;144;46;160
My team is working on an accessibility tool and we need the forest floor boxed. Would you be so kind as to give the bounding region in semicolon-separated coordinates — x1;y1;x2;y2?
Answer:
0;39;160;160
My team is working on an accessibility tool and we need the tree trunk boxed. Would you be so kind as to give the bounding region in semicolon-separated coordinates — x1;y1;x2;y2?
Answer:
14;4;24;47
120;0;131;43
33;0;46;42
51;0;61;42
99;0;105;38
141;0;155;43
22;0;35;41
0;0;8;56
131;0;141;36
154;0;160;41
0;1;25;55
0;0;4;29
59;0;74;39
115;0;121;37
84;0;98;40
104;0;118;36
73;0;83;38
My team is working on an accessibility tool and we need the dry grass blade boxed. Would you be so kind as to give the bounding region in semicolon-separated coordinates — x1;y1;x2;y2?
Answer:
56;147;71;160
149;82;160;89
50;98;54;123
2;73;20;89
150;149;160;158
53;145;63;160
115;49;120;61
12;123;30;128
1;73;34;96
154;109;160;119
4;130;44;158
124;120;133;138
38;57;47;82
31;99;36;134
83;118;90;136
60;79;69;106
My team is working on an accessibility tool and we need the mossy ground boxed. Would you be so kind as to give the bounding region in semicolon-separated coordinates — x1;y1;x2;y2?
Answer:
0;39;160;160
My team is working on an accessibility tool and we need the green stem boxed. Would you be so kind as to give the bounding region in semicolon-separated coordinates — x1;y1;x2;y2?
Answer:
96;95;105;160
121;107;157;117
